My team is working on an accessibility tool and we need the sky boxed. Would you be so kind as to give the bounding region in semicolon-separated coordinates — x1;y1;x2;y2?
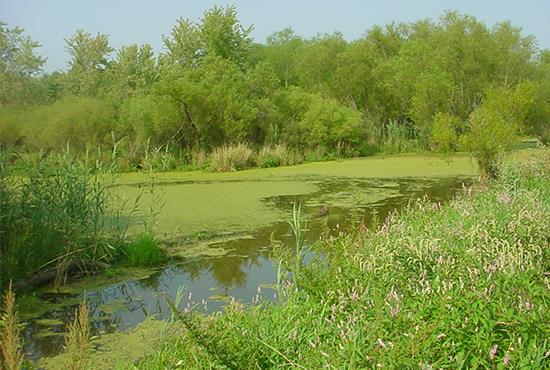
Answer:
2;0;550;73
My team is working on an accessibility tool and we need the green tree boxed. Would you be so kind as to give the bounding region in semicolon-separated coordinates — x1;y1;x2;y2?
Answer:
163;5;252;69
0;22;46;105
462;82;535;178
65;29;114;96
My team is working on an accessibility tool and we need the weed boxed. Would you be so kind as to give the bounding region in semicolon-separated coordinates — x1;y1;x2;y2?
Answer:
65;297;91;370
0;282;24;370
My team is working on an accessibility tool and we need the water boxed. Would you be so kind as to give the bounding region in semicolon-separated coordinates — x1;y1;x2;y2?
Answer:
22;175;471;361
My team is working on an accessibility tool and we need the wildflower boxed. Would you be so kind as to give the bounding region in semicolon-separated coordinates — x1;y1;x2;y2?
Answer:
489;344;498;360
503;353;510;366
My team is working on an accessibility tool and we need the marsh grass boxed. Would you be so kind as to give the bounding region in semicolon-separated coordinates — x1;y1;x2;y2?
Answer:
65;298;91;370
0;283;24;370
137;150;550;369
0;150;153;290
256;144;303;168
209;143;255;172
122;233;166;266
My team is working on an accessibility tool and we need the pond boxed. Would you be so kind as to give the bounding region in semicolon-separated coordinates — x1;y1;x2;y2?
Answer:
20;154;477;367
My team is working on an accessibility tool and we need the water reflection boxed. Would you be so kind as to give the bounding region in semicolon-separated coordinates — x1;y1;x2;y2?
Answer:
24;176;471;361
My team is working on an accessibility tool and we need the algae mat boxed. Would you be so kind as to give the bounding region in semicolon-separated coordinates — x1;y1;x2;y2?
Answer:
113;155;477;237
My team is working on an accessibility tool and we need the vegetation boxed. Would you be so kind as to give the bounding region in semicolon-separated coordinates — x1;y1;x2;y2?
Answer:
1;7;548;174
0;152;166;291
65;298;91;370
121;233;166;267
137;150;550;369
0;284;24;370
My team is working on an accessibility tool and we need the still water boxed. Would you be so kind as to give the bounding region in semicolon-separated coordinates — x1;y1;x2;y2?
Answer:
22;175;471;361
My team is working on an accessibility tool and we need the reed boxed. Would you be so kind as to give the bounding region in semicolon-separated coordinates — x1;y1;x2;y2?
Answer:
0;282;24;370
65;297;91;370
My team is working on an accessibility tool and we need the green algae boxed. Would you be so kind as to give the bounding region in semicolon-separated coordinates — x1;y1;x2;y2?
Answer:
112;154;477;239
45;267;159;295
18;295;81;320
99;299;129;314
38;317;183;370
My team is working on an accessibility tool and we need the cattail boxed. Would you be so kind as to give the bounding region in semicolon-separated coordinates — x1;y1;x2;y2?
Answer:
65;297;91;370
0;282;24;370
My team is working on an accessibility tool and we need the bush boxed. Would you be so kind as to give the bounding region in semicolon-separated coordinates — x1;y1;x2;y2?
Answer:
430;112;462;152
121;233;165;267
209;143;254;172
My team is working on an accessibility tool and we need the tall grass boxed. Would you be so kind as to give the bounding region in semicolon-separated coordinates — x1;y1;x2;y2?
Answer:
137;150;550;369
256;144;303;168
0;283;24;370
0;151;130;290
209;143;255;172
65;298;91;370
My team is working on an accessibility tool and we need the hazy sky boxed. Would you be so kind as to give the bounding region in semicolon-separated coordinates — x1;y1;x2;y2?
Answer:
2;0;550;72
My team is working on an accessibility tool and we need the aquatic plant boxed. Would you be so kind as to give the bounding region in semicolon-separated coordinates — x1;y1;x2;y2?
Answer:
0;152;131;290
0;283;24;370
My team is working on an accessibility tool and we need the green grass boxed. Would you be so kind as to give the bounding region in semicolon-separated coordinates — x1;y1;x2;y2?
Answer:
136;149;550;369
120;233;166;266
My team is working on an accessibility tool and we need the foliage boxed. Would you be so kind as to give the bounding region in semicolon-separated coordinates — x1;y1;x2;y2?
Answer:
1;8;550;166
0;21;45;105
138;151;550;369
0;154;125;289
431;112;462;152
462;83;535;178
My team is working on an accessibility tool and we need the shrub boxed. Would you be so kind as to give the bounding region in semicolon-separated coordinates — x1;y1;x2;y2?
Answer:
209;143;254;172
462;83;535;179
430;112;462;152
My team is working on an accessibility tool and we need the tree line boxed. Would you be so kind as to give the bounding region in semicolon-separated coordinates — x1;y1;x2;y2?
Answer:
1;6;549;175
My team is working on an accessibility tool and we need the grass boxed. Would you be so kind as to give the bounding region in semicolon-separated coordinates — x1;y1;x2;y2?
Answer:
136;149;550;369
0;283;24;370
256;144;304;168
0;153;126;290
65;298;91;370
121;233;166;266
209;143;255;172
0;150;170;291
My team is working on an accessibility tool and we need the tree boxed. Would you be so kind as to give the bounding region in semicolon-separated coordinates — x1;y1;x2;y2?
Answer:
0;22;46;105
461;82;535;179
163;5;252;69
65;30;114;96
106;44;157;100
